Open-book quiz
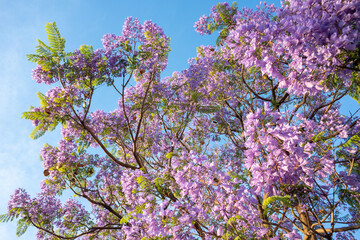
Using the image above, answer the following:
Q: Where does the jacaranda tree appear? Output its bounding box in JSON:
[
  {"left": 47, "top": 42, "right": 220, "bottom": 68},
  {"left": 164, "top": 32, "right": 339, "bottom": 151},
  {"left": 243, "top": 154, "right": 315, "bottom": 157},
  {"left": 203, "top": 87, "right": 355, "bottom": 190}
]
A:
[{"left": 2, "top": 0, "right": 360, "bottom": 239}]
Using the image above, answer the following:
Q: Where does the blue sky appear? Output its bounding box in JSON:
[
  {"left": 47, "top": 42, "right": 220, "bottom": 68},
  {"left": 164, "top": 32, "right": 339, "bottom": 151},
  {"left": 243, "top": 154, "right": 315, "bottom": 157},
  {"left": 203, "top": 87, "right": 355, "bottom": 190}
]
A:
[{"left": 1, "top": 0, "right": 357, "bottom": 239}]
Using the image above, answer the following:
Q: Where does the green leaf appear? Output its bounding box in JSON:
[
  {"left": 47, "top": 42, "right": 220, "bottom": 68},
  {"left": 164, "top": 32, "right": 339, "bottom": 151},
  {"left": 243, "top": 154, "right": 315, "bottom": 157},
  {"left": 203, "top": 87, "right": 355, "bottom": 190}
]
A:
[
  {"left": 16, "top": 218, "right": 30, "bottom": 237},
  {"left": 262, "top": 195, "right": 291, "bottom": 216},
  {"left": 0, "top": 212, "right": 19, "bottom": 223},
  {"left": 79, "top": 44, "right": 94, "bottom": 58},
  {"left": 197, "top": 105, "right": 221, "bottom": 113},
  {"left": 144, "top": 31, "right": 152, "bottom": 40},
  {"left": 45, "top": 22, "right": 65, "bottom": 55},
  {"left": 120, "top": 215, "right": 130, "bottom": 224},
  {"left": 27, "top": 54, "right": 43, "bottom": 63},
  {"left": 342, "top": 133, "right": 360, "bottom": 148},
  {"left": 348, "top": 72, "right": 360, "bottom": 105},
  {"left": 29, "top": 121, "right": 59, "bottom": 140},
  {"left": 26, "top": 22, "right": 65, "bottom": 66},
  {"left": 30, "top": 123, "right": 47, "bottom": 140},
  {"left": 165, "top": 152, "right": 177, "bottom": 159},
  {"left": 312, "top": 131, "right": 325, "bottom": 142},
  {"left": 37, "top": 92, "right": 48, "bottom": 107},
  {"left": 226, "top": 215, "right": 245, "bottom": 227},
  {"left": 36, "top": 39, "right": 52, "bottom": 56},
  {"left": 136, "top": 176, "right": 150, "bottom": 190}
]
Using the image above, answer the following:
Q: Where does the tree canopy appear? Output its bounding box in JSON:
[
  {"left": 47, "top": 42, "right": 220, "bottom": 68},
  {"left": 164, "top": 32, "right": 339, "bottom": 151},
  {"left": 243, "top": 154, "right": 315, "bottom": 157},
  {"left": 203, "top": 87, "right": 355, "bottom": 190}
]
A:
[{"left": 2, "top": 0, "right": 360, "bottom": 239}]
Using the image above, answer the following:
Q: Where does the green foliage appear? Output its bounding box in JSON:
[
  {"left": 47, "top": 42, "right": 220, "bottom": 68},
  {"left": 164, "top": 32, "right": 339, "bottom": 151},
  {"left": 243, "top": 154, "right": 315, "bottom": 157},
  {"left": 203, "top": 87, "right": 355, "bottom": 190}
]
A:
[
  {"left": 79, "top": 44, "right": 94, "bottom": 57},
  {"left": 140, "top": 236, "right": 168, "bottom": 240},
  {"left": 120, "top": 215, "right": 130, "bottom": 224},
  {"left": 262, "top": 195, "right": 291, "bottom": 216},
  {"left": 226, "top": 215, "right": 245, "bottom": 228},
  {"left": 339, "top": 188, "right": 360, "bottom": 223},
  {"left": 206, "top": 2, "right": 238, "bottom": 46},
  {"left": 312, "top": 131, "right": 326, "bottom": 143},
  {"left": 37, "top": 92, "right": 47, "bottom": 107},
  {"left": 197, "top": 105, "right": 221, "bottom": 113},
  {"left": 27, "top": 22, "right": 65, "bottom": 65},
  {"left": 165, "top": 152, "right": 177, "bottom": 159},
  {"left": 22, "top": 92, "right": 61, "bottom": 140},
  {"left": 220, "top": 224, "right": 249, "bottom": 240},
  {"left": 45, "top": 22, "right": 66, "bottom": 56},
  {"left": 342, "top": 133, "right": 360, "bottom": 148},
  {"left": 30, "top": 122, "right": 59, "bottom": 140},
  {"left": 120, "top": 204, "right": 147, "bottom": 225},
  {"left": 136, "top": 176, "right": 151, "bottom": 191},
  {"left": 77, "top": 140, "right": 90, "bottom": 154},
  {"left": 0, "top": 210, "right": 30, "bottom": 236},
  {"left": 348, "top": 71, "right": 360, "bottom": 105},
  {"left": 35, "top": 40, "right": 52, "bottom": 59},
  {"left": 16, "top": 217, "right": 30, "bottom": 237},
  {"left": 0, "top": 212, "right": 19, "bottom": 223},
  {"left": 153, "top": 173, "right": 172, "bottom": 198}
]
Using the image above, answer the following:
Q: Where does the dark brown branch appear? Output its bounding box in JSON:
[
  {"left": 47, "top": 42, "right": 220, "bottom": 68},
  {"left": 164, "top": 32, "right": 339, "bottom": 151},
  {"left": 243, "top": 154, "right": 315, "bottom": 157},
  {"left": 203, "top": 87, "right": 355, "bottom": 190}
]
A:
[
  {"left": 315, "top": 225, "right": 360, "bottom": 234},
  {"left": 240, "top": 67, "right": 272, "bottom": 102},
  {"left": 28, "top": 215, "right": 123, "bottom": 240},
  {"left": 81, "top": 123, "right": 138, "bottom": 170},
  {"left": 275, "top": 92, "right": 289, "bottom": 110},
  {"left": 308, "top": 87, "right": 350, "bottom": 120}
]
